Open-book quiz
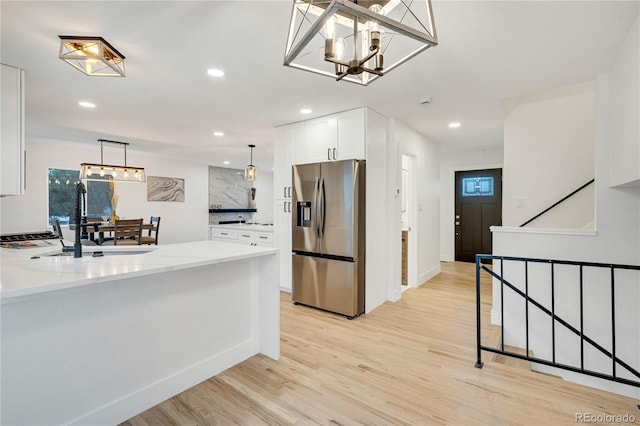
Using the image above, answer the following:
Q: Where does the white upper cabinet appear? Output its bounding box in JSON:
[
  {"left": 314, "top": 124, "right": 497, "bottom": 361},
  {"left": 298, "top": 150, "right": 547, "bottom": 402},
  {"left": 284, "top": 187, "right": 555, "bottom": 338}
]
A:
[
  {"left": 305, "top": 116, "right": 338, "bottom": 163},
  {"left": 273, "top": 125, "right": 293, "bottom": 199},
  {"left": 1, "top": 64, "right": 26, "bottom": 196},
  {"left": 336, "top": 108, "right": 366, "bottom": 161},
  {"left": 298, "top": 108, "right": 366, "bottom": 164},
  {"left": 291, "top": 122, "right": 307, "bottom": 168}
]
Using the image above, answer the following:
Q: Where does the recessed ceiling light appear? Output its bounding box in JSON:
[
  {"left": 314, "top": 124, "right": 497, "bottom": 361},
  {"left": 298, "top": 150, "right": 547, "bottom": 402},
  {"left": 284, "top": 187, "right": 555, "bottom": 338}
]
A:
[
  {"left": 78, "top": 101, "right": 96, "bottom": 108},
  {"left": 223, "top": 161, "right": 230, "bottom": 165},
  {"left": 213, "top": 131, "right": 224, "bottom": 137},
  {"left": 207, "top": 68, "right": 224, "bottom": 77},
  {"left": 300, "top": 108, "right": 312, "bottom": 114},
  {"left": 449, "top": 122, "right": 461, "bottom": 128}
]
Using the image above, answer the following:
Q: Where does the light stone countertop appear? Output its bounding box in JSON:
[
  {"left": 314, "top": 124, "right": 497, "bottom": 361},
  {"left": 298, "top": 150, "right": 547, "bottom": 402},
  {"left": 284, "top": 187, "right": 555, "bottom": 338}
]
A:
[{"left": 0, "top": 240, "right": 277, "bottom": 303}]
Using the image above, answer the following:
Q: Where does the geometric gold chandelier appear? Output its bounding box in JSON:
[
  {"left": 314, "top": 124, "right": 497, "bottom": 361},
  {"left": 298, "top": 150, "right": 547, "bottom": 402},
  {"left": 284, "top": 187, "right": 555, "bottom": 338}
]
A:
[
  {"left": 79, "top": 139, "right": 145, "bottom": 183},
  {"left": 58, "top": 36, "right": 125, "bottom": 77},
  {"left": 284, "top": 0, "right": 438, "bottom": 86}
]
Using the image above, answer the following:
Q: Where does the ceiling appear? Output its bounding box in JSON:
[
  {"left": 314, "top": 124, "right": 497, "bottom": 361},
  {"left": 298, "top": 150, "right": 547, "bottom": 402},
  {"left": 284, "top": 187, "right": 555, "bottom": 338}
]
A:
[{"left": 1, "top": 1, "right": 638, "bottom": 171}]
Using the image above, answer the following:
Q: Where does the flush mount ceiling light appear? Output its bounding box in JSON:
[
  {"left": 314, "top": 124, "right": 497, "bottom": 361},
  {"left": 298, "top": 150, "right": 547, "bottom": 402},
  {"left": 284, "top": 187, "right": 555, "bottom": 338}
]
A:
[
  {"left": 244, "top": 144, "right": 257, "bottom": 182},
  {"left": 58, "top": 36, "right": 125, "bottom": 77},
  {"left": 284, "top": 0, "right": 438, "bottom": 86},
  {"left": 79, "top": 139, "right": 146, "bottom": 183},
  {"left": 207, "top": 68, "right": 225, "bottom": 77}
]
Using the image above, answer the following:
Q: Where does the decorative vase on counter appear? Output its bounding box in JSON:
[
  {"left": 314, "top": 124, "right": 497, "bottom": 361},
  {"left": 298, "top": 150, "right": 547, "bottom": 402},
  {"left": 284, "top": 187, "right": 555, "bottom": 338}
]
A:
[
  {"left": 249, "top": 187, "right": 257, "bottom": 209},
  {"left": 110, "top": 210, "right": 119, "bottom": 224}
]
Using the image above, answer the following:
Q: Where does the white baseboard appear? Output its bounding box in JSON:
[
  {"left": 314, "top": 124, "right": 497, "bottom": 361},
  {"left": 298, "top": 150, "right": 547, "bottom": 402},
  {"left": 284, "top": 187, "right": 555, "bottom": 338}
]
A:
[
  {"left": 418, "top": 264, "right": 442, "bottom": 286},
  {"left": 279, "top": 285, "right": 292, "bottom": 293},
  {"left": 440, "top": 254, "right": 454, "bottom": 262},
  {"left": 70, "top": 340, "right": 257, "bottom": 426}
]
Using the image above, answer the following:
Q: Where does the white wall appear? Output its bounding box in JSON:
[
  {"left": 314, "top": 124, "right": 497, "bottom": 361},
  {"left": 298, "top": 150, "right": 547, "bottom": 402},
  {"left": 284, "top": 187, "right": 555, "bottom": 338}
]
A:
[
  {"left": 503, "top": 82, "right": 596, "bottom": 227},
  {"left": 364, "top": 108, "right": 391, "bottom": 312},
  {"left": 0, "top": 139, "right": 210, "bottom": 244},
  {"left": 491, "top": 21, "right": 640, "bottom": 397},
  {"left": 439, "top": 147, "right": 503, "bottom": 261},
  {"left": 393, "top": 119, "right": 441, "bottom": 289},
  {"left": 609, "top": 15, "right": 640, "bottom": 187}
]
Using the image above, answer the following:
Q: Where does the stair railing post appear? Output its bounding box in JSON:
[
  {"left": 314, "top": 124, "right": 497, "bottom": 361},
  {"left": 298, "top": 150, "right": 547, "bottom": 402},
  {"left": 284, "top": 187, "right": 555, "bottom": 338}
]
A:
[{"left": 475, "top": 254, "right": 484, "bottom": 368}]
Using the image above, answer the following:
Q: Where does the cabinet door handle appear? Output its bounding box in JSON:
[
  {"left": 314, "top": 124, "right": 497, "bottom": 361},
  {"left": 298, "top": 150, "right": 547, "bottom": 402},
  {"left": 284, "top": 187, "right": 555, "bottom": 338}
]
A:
[
  {"left": 220, "top": 232, "right": 227, "bottom": 235},
  {"left": 288, "top": 201, "right": 292, "bottom": 213},
  {"left": 328, "top": 148, "right": 331, "bottom": 161},
  {"left": 333, "top": 147, "right": 337, "bottom": 160},
  {"left": 259, "top": 236, "right": 268, "bottom": 239},
  {"left": 283, "top": 186, "right": 287, "bottom": 198},
  {"left": 288, "top": 186, "right": 291, "bottom": 198},
  {"left": 241, "top": 234, "right": 250, "bottom": 237},
  {"left": 283, "top": 202, "right": 287, "bottom": 213}
]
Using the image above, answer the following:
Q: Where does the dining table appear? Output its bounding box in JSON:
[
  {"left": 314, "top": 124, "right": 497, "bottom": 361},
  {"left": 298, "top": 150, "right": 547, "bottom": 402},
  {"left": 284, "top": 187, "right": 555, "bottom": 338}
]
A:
[{"left": 69, "top": 222, "right": 154, "bottom": 245}]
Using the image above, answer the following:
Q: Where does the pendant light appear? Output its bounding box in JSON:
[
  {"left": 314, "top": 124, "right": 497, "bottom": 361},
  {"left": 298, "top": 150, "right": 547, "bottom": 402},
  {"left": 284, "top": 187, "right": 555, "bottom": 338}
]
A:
[
  {"left": 79, "top": 139, "right": 146, "bottom": 183},
  {"left": 244, "top": 144, "right": 257, "bottom": 182},
  {"left": 284, "top": 0, "right": 438, "bottom": 86}
]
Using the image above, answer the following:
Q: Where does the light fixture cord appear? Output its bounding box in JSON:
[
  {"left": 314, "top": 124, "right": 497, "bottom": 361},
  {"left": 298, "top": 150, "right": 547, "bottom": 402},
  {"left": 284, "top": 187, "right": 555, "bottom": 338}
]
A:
[
  {"left": 250, "top": 146, "right": 253, "bottom": 165},
  {"left": 100, "top": 140, "right": 104, "bottom": 165},
  {"left": 353, "top": 15, "right": 358, "bottom": 60}
]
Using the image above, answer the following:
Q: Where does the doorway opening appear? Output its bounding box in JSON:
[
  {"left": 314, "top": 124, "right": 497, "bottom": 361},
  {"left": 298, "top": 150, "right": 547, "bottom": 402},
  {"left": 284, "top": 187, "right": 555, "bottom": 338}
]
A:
[{"left": 454, "top": 168, "right": 502, "bottom": 263}]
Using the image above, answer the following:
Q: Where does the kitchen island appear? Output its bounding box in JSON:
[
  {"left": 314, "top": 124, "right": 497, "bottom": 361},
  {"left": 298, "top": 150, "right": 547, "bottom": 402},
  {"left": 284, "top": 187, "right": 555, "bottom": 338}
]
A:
[{"left": 0, "top": 240, "right": 279, "bottom": 425}]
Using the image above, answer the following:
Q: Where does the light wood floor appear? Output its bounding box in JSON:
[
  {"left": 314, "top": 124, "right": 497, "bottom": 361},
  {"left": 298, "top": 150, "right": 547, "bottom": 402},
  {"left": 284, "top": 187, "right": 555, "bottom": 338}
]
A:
[{"left": 122, "top": 262, "right": 639, "bottom": 425}]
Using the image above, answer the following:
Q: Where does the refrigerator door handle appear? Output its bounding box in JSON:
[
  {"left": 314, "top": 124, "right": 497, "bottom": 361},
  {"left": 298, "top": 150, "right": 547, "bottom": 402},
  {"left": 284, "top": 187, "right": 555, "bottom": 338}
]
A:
[
  {"left": 314, "top": 177, "right": 320, "bottom": 238},
  {"left": 319, "top": 176, "right": 326, "bottom": 240}
]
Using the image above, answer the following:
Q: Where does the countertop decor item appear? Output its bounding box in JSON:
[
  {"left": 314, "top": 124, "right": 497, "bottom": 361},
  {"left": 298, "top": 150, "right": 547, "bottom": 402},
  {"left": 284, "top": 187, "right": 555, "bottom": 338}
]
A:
[
  {"left": 79, "top": 139, "right": 146, "bottom": 183},
  {"left": 109, "top": 181, "right": 119, "bottom": 224},
  {"left": 249, "top": 187, "right": 257, "bottom": 208},
  {"left": 58, "top": 36, "right": 125, "bottom": 77},
  {"left": 284, "top": 0, "right": 438, "bottom": 86}
]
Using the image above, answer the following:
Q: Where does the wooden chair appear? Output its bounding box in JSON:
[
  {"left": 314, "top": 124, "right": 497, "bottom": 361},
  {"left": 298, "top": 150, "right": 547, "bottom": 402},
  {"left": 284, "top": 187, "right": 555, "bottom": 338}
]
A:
[
  {"left": 100, "top": 218, "right": 143, "bottom": 245},
  {"left": 141, "top": 216, "right": 161, "bottom": 245},
  {"left": 85, "top": 217, "right": 102, "bottom": 244}
]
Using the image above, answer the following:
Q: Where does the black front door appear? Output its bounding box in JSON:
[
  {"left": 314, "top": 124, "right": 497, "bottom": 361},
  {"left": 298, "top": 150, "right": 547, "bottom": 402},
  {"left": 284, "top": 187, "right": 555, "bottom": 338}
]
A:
[{"left": 455, "top": 169, "right": 502, "bottom": 263}]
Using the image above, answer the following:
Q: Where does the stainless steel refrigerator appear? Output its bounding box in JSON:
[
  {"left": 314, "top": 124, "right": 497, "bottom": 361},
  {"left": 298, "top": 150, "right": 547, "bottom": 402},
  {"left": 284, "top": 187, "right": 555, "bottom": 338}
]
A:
[{"left": 292, "top": 159, "right": 365, "bottom": 318}]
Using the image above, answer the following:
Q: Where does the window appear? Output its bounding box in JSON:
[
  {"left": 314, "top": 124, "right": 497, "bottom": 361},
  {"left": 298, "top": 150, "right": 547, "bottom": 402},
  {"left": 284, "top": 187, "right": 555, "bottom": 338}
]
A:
[
  {"left": 48, "top": 168, "right": 112, "bottom": 225},
  {"left": 462, "top": 176, "right": 494, "bottom": 197}
]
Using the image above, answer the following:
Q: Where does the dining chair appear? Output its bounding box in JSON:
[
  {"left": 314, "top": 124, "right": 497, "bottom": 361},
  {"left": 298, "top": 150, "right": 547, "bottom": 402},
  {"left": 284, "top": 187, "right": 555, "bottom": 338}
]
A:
[
  {"left": 141, "top": 216, "right": 161, "bottom": 245},
  {"left": 100, "top": 218, "right": 143, "bottom": 245},
  {"left": 85, "top": 217, "right": 102, "bottom": 244},
  {"left": 52, "top": 218, "right": 99, "bottom": 246}
]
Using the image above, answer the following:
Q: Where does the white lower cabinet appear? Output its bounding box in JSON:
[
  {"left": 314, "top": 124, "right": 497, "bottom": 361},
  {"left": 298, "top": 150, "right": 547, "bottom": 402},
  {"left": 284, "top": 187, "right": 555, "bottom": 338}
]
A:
[
  {"left": 209, "top": 226, "right": 274, "bottom": 248},
  {"left": 274, "top": 199, "right": 292, "bottom": 292}
]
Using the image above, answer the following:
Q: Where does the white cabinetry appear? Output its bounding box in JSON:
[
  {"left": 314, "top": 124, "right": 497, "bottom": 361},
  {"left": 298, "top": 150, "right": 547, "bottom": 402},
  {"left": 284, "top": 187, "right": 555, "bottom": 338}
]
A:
[
  {"left": 300, "top": 108, "right": 365, "bottom": 163},
  {"left": 209, "top": 226, "right": 274, "bottom": 247},
  {"left": 1, "top": 64, "right": 26, "bottom": 196},
  {"left": 273, "top": 123, "right": 295, "bottom": 292},
  {"left": 273, "top": 107, "right": 372, "bottom": 293}
]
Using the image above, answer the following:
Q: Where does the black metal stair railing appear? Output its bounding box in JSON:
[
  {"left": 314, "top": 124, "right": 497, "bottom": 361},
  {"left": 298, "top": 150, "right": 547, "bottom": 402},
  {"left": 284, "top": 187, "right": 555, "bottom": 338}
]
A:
[
  {"left": 520, "top": 179, "right": 594, "bottom": 227},
  {"left": 475, "top": 254, "right": 640, "bottom": 388}
]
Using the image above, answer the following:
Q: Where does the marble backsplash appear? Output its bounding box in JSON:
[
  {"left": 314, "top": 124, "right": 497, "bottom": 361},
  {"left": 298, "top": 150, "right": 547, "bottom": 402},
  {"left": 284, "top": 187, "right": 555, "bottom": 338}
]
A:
[{"left": 209, "top": 166, "right": 254, "bottom": 224}]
